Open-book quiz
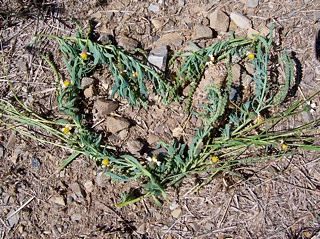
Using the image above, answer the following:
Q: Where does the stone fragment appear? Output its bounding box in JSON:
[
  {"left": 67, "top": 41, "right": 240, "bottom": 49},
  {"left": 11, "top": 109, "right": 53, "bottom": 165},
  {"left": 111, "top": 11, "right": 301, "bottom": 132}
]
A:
[
  {"left": 171, "top": 208, "right": 182, "bottom": 218},
  {"left": 117, "top": 36, "right": 139, "bottom": 51},
  {"left": 69, "top": 182, "right": 86, "bottom": 199},
  {"left": 84, "top": 85, "right": 94, "bottom": 98},
  {"left": 105, "top": 116, "right": 130, "bottom": 134},
  {"left": 209, "top": 9, "right": 229, "bottom": 33},
  {"left": 155, "top": 33, "right": 184, "bottom": 47},
  {"left": 94, "top": 99, "right": 119, "bottom": 116},
  {"left": 148, "top": 46, "right": 168, "bottom": 70},
  {"left": 230, "top": 12, "right": 252, "bottom": 29},
  {"left": 247, "top": 0, "right": 259, "bottom": 8},
  {"left": 192, "top": 25, "right": 213, "bottom": 40},
  {"left": 83, "top": 180, "right": 94, "bottom": 193},
  {"left": 148, "top": 4, "right": 160, "bottom": 13},
  {"left": 126, "top": 140, "right": 144, "bottom": 154},
  {"left": 81, "top": 77, "right": 94, "bottom": 89},
  {"left": 50, "top": 196, "right": 66, "bottom": 206}
]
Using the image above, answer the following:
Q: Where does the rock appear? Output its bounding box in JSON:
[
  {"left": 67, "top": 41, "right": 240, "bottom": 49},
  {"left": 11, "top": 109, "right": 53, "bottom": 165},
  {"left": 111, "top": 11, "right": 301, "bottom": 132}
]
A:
[
  {"left": 96, "top": 172, "right": 107, "bottom": 187},
  {"left": 50, "top": 196, "right": 66, "bottom": 206},
  {"left": 247, "top": 0, "right": 259, "bottom": 8},
  {"left": 183, "top": 42, "right": 201, "bottom": 53},
  {"left": 94, "top": 99, "right": 119, "bottom": 116},
  {"left": 31, "top": 157, "right": 41, "bottom": 168},
  {"left": 247, "top": 28, "right": 259, "bottom": 39},
  {"left": 69, "top": 182, "right": 86, "bottom": 199},
  {"left": 81, "top": 77, "right": 94, "bottom": 89},
  {"left": 84, "top": 85, "right": 94, "bottom": 98},
  {"left": 70, "top": 213, "right": 82, "bottom": 222},
  {"left": 0, "top": 144, "right": 4, "bottom": 159},
  {"left": 230, "top": 12, "right": 252, "bottom": 29},
  {"left": 155, "top": 33, "right": 184, "bottom": 47},
  {"left": 171, "top": 208, "right": 182, "bottom": 218},
  {"left": 83, "top": 180, "right": 94, "bottom": 193},
  {"left": 209, "top": 9, "right": 229, "bottom": 33},
  {"left": 118, "top": 129, "right": 129, "bottom": 140},
  {"left": 148, "top": 4, "right": 160, "bottom": 13},
  {"left": 7, "top": 210, "right": 19, "bottom": 228},
  {"left": 147, "top": 134, "right": 160, "bottom": 145},
  {"left": 245, "top": 62, "right": 254, "bottom": 75},
  {"left": 148, "top": 46, "right": 168, "bottom": 70},
  {"left": 178, "top": 0, "right": 185, "bottom": 6},
  {"left": 105, "top": 116, "right": 130, "bottom": 134},
  {"left": 126, "top": 140, "right": 144, "bottom": 154},
  {"left": 117, "top": 36, "right": 139, "bottom": 51},
  {"left": 151, "top": 18, "right": 163, "bottom": 30},
  {"left": 232, "top": 64, "right": 241, "bottom": 83},
  {"left": 192, "top": 25, "right": 213, "bottom": 40}
]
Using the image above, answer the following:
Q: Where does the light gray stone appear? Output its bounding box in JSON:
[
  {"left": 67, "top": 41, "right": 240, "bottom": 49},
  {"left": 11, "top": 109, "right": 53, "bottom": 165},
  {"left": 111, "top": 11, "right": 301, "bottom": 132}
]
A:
[
  {"left": 148, "top": 4, "right": 160, "bottom": 13},
  {"left": 209, "top": 9, "right": 229, "bottom": 32},
  {"left": 230, "top": 12, "right": 252, "bottom": 29},
  {"left": 81, "top": 77, "right": 94, "bottom": 89},
  {"left": 247, "top": 0, "right": 259, "bottom": 8},
  {"left": 148, "top": 46, "right": 168, "bottom": 70},
  {"left": 192, "top": 25, "right": 213, "bottom": 40}
]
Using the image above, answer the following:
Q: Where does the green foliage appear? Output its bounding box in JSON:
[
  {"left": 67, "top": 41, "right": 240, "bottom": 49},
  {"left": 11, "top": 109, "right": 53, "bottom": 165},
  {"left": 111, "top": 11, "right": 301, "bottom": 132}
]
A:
[{"left": 2, "top": 27, "right": 320, "bottom": 207}]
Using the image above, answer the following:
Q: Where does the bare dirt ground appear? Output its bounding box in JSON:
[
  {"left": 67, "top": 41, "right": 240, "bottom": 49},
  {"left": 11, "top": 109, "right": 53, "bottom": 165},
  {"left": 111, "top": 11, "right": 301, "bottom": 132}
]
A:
[{"left": 1, "top": 0, "right": 320, "bottom": 238}]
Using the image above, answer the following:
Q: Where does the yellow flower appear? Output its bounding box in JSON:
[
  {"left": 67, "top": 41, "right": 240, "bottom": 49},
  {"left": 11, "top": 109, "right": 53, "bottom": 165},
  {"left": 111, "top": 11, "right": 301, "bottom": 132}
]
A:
[
  {"left": 62, "top": 80, "right": 71, "bottom": 88},
  {"left": 254, "top": 114, "right": 264, "bottom": 125},
  {"left": 80, "top": 50, "right": 88, "bottom": 60},
  {"left": 247, "top": 52, "right": 255, "bottom": 60},
  {"left": 281, "top": 143, "right": 289, "bottom": 152},
  {"left": 61, "top": 124, "right": 72, "bottom": 135},
  {"left": 102, "top": 158, "right": 110, "bottom": 167},
  {"left": 132, "top": 71, "right": 139, "bottom": 78},
  {"left": 211, "top": 155, "right": 219, "bottom": 163}
]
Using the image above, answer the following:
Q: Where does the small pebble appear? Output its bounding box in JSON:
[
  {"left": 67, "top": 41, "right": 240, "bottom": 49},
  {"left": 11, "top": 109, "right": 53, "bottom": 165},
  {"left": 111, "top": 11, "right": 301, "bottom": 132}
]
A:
[{"left": 247, "top": 0, "right": 259, "bottom": 8}]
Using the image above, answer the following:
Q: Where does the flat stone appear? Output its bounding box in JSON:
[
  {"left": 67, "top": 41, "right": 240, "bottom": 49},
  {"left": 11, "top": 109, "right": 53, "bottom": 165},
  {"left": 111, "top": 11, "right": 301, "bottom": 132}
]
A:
[
  {"left": 50, "top": 196, "right": 66, "bottom": 206},
  {"left": 148, "top": 4, "right": 160, "bottom": 13},
  {"left": 192, "top": 25, "right": 213, "bottom": 40},
  {"left": 83, "top": 180, "right": 94, "bottom": 193},
  {"left": 69, "top": 182, "right": 86, "bottom": 199},
  {"left": 151, "top": 18, "right": 163, "bottom": 30},
  {"left": 155, "top": 33, "right": 184, "bottom": 47},
  {"left": 81, "top": 77, "right": 94, "bottom": 89},
  {"left": 84, "top": 85, "right": 94, "bottom": 98},
  {"left": 105, "top": 116, "right": 130, "bottom": 134},
  {"left": 247, "top": 0, "right": 259, "bottom": 8},
  {"left": 230, "top": 12, "right": 252, "bottom": 29},
  {"left": 171, "top": 208, "right": 182, "bottom": 218},
  {"left": 148, "top": 46, "right": 168, "bottom": 70},
  {"left": 94, "top": 99, "right": 119, "bottom": 116},
  {"left": 147, "top": 134, "right": 160, "bottom": 145},
  {"left": 209, "top": 9, "right": 229, "bottom": 33},
  {"left": 117, "top": 36, "right": 139, "bottom": 51},
  {"left": 126, "top": 140, "right": 144, "bottom": 154},
  {"left": 118, "top": 129, "right": 129, "bottom": 140}
]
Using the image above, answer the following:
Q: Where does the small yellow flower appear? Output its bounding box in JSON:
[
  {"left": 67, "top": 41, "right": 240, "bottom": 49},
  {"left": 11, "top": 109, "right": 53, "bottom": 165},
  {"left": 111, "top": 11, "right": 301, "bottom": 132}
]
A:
[
  {"left": 211, "top": 155, "right": 219, "bottom": 163},
  {"left": 62, "top": 80, "right": 71, "bottom": 88},
  {"left": 281, "top": 143, "right": 289, "bottom": 152},
  {"left": 132, "top": 71, "right": 139, "bottom": 78},
  {"left": 101, "top": 158, "right": 110, "bottom": 167},
  {"left": 61, "top": 124, "right": 72, "bottom": 135},
  {"left": 247, "top": 52, "right": 255, "bottom": 60},
  {"left": 80, "top": 50, "right": 88, "bottom": 60},
  {"left": 254, "top": 114, "right": 264, "bottom": 125}
]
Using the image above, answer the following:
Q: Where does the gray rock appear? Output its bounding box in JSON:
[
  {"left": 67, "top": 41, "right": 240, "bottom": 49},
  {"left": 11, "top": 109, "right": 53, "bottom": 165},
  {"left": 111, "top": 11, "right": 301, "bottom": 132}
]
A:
[
  {"left": 105, "top": 116, "right": 130, "bottom": 134},
  {"left": 155, "top": 33, "right": 184, "bottom": 48},
  {"left": 148, "top": 46, "right": 168, "bottom": 70},
  {"left": 230, "top": 12, "right": 252, "bottom": 29},
  {"left": 94, "top": 99, "right": 119, "bottom": 116},
  {"left": 148, "top": 4, "right": 160, "bottom": 13},
  {"left": 81, "top": 77, "right": 94, "bottom": 89},
  {"left": 117, "top": 36, "right": 139, "bottom": 51},
  {"left": 209, "top": 9, "right": 229, "bottom": 33},
  {"left": 126, "top": 140, "right": 144, "bottom": 155},
  {"left": 247, "top": 0, "right": 259, "bottom": 8},
  {"left": 31, "top": 157, "right": 41, "bottom": 168},
  {"left": 192, "top": 25, "right": 213, "bottom": 40},
  {"left": 7, "top": 210, "right": 19, "bottom": 228}
]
